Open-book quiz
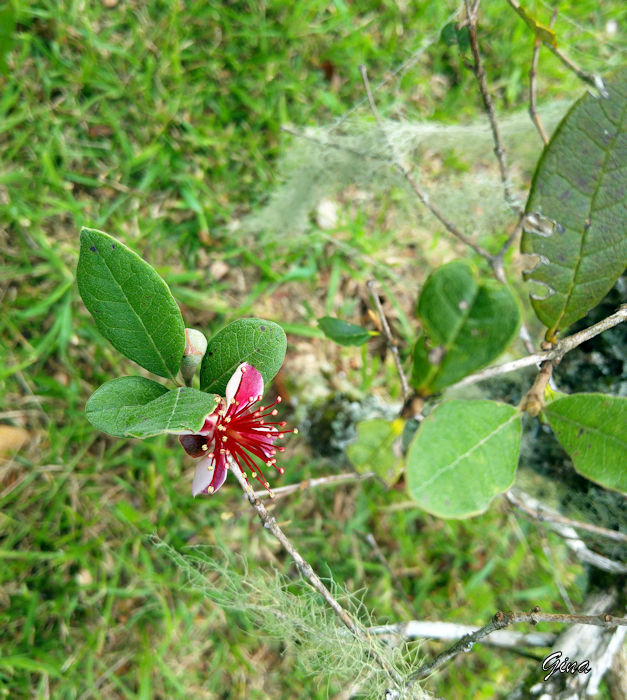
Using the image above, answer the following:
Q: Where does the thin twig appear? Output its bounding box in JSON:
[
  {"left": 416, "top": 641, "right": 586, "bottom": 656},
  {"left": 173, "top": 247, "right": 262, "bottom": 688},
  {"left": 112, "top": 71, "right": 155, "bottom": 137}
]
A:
[
  {"left": 449, "top": 305, "right": 627, "bottom": 390},
  {"left": 230, "top": 458, "right": 405, "bottom": 692},
  {"left": 529, "top": 44, "right": 548, "bottom": 145},
  {"left": 465, "top": 0, "right": 521, "bottom": 214},
  {"left": 506, "top": 0, "right": 602, "bottom": 89},
  {"left": 252, "top": 470, "right": 376, "bottom": 500},
  {"left": 493, "top": 211, "right": 525, "bottom": 282},
  {"left": 529, "top": 9, "right": 557, "bottom": 145},
  {"left": 506, "top": 489, "right": 627, "bottom": 575},
  {"left": 506, "top": 489, "right": 627, "bottom": 545},
  {"left": 359, "top": 64, "right": 494, "bottom": 263},
  {"left": 367, "top": 280, "right": 410, "bottom": 401},
  {"left": 520, "top": 359, "right": 553, "bottom": 416},
  {"left": 369, "top": 620, "right": 556, "bottom": 650},
  {"left": 408, "top": 609, "right": 627, "bottom": 683}
]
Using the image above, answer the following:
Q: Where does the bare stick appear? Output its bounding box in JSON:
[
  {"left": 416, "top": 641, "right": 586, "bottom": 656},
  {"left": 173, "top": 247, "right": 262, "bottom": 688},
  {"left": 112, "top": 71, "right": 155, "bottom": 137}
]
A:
[
  {"left": 367, "top": 279, "right": 410, "bottom": 401},
  {"left": 252, "top": 470, "right": 376, "bottom": 500},
  {"left": 506, "top": 489, "right": 627, "bottom": 575},
  {"left": 520, "top": 359, "right": 553, "bottom": 416},
  {"left": 529, "top": 39, "right": 549, "bottom": 145},
  {"left": 449, "top": 305, "right": 627, "bottom": 390},
  {"left": 408, "top": 609, "right": 627, "bottom": 683},
  {"left": 465, "top": 1, "right": 520, "bottom": 214},
  {"left": 529, "top": 9, "right": 557, "bottom": 145},
  {"left": 547, "top": 42, "right": 603, "bottom": 90},
  {"left": 506, "top": 0, "right": 601, "bottom": 88},
  {"left": 230, "top": 458, "right": 405, "bottom": 691},
  {"left": 369, "top": 620, "right": 556, "bottom": 650},
  {"left": 493, "top": 211, "right": 525, "bottom": 282},
  {"left": 359, "top": 65, "right": 493, "bottom": 263},
  {"left": 506, "top": 489, "right": 627, "bottom": 545}
]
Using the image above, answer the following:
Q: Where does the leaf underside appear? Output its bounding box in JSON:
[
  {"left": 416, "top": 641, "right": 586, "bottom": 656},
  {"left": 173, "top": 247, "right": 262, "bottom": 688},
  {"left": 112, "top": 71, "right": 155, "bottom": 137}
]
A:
[
  {"left": 521, "top": 67, "right": 627, "bottom": 335},
  {"left": 406, "top": 400, "right": 521, "bottom": 518},
  {"left": 77, "top": 228, "right": 185, "bottom": 380},
  {"left": 543, "top": 393, "right": 627, "bottom": 493}
]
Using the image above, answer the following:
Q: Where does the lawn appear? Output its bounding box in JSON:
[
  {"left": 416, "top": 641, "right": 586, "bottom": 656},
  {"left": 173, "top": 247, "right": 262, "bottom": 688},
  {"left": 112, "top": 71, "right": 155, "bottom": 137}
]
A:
[{"left": 1, "top": 1, "right": 624, "bottom": 698}]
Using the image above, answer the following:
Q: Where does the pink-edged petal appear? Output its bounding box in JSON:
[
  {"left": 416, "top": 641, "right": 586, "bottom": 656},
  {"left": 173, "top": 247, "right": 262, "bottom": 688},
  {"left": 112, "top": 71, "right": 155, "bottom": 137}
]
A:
[
  {"left": 209, "top": 452, "right": 228, "bottom": 493},
  {"left": 225, "top": 364, "right": 244, "bottom": 405},
  {"left": 225, "top": 363, "right": 264, "bottom": 407},
  {"left": 192, "top": 456, "right": 216, "bottom": 496}
]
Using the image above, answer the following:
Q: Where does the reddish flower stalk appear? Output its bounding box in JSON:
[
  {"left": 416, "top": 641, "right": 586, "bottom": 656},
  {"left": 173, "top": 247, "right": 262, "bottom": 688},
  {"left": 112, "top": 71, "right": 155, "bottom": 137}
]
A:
[{"left": 179, "top": 363, "right": 296, "bottom": 496}]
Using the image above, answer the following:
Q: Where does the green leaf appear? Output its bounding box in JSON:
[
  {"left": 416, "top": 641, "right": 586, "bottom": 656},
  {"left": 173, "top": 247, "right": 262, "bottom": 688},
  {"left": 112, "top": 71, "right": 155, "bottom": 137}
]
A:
[
  {"left": 543, "top": 393, "right": 627, "bottom": 493},
  {"left": 124, "top": 388, "right": 219, "bottom": 438},
  {"left": 406, "top": 400, "right": 521, "bottom": 518},
  {"left": 86, "top": 376, "right": 169, "bottom": 437},
  {"left": 521, "top": 67, "right": 627, "bottom": 336},
  {"left": 200, "top": 318, "right": 287, "bottom": 395},
  {"left": 411, "top": 261, "right": 520, "bottom": 394},
  {"left": 346, "top": 418, "right": 405, "bottom": 485},
  {"left": 318, "top": 316, "right": 372, "bottom": 346},
  {"left": 77, "top": 228, "right": 185, "bottom": 380},
  {"left": 87, "top": 378, "right": 219, "bottom": 439},
  {"left": 440, "top": 21, "right": 458, "bottom": 46}
]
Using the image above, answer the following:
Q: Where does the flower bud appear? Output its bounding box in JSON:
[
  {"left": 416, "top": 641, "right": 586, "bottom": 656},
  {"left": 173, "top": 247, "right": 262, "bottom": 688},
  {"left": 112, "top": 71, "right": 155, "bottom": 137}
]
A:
[{"left": 180, "top": 328, "right": 207, "bottom": 384}]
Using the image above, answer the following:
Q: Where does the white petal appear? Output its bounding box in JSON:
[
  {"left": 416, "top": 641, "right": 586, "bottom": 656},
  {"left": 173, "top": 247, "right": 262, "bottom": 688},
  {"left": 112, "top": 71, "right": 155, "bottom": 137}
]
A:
[
  {"left": 192, "top": 456, "right": 215, "bottom": 497},
  {"left": 225, "top": 364, "right": 245, "bottom": 405}
]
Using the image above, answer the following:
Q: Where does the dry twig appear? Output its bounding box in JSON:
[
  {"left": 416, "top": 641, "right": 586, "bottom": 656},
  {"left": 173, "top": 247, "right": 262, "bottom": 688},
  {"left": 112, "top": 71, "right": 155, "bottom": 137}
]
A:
[
  {"left": 528, "top": 10, "right": 558, "bottom": 145},
  {"left": 464, "top": 0, "right": 520, "bottom": 214},
  {"left": 407, "top": 609, "right": 627, "bottom": 683},
  {"left": 367, "top": 280, "right": 410, "bottom": 401},
  {"left": 506, "top": 0, "right": 603, "bottom": 89},
  {"left": 506, "top": 489, "right": 627, "bottom": 545},
  {"left": 449, "top": 305, "right": 627, "bottom": 390},
  {"left": 369, "top": 619, "right": 556, "bottom": 650},
  {"left": 230, "top": 458, "right": 405, "bottom": 693},
  {"left": 252, "top": 470, "right": 375, "bottom": 500},
  {"left": 506, "top": 489, "right": 627, "bottom": 575}
]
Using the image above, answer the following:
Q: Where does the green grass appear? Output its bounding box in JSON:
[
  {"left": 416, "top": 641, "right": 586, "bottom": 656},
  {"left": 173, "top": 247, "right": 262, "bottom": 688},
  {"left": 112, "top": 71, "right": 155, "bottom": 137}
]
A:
[{"left": 1, "top": 0, "right": 623, "bottom": 697}]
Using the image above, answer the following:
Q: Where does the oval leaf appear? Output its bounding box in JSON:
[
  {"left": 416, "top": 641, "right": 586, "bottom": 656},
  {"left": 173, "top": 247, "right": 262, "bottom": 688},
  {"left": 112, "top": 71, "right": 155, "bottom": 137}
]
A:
[
  {"left": 406, "top": 400, "right": 521, "bottom": 518},
  {"left": 346, "top": 418, "right": 405, "bottom": 485},
  {"left": 122, "top": 387, "right": 220, "bottom": 438},
  {"left": 77, "top": 228, "right": 185, "bottom": 380},
  {"left": 521, "top": 67, "right": 627, "bottom": 335},
  {"left": 412, "top": 261, "right": 520, "bottom": 394},
  {"left": 86, "top": 376, "right": 169, "bottom": 437},
  {"left": 543, "top": 393, "right": 627, "bottom": 493},
  {"left": 200, "top": 318, "right": 287, "bottom": 395},
  {"left": 87, "top": 379, "right": 220, "bottom": 439},
  {"left": 318, "top": 316, "right": 372, "bottom": 346}
]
